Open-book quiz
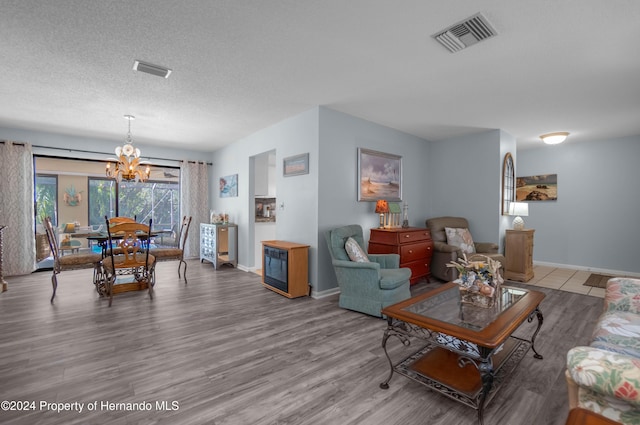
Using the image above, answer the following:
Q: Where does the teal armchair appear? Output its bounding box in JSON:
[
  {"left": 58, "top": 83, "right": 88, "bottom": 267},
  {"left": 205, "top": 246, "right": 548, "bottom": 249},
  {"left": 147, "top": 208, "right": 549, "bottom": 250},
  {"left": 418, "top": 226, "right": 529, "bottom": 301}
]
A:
[{"left": 325, "top": 224, "right": 412, "bottom": 317}]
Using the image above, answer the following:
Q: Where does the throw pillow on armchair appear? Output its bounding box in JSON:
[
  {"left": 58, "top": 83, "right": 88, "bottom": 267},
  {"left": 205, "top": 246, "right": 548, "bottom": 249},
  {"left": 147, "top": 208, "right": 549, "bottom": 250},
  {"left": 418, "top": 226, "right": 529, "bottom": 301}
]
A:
[
  {"left": 345, "top": 237, "right": 370, "bottom": 263},
  {"left": 444, "top": 227, "right": 476, "bottom": 255},
  {"left": 426, "top": 216, "right": 505, "bottom": 282}
]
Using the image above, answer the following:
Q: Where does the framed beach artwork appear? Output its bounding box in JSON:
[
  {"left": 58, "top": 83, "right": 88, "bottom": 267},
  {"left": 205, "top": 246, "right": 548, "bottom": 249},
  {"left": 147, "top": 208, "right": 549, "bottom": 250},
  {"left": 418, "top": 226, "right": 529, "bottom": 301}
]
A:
[
  {"left": 219, "top": 174, "right": 238, "bottom": 198},
  {"left": 357, "top": 148, "right": 402, "bottom": 202},
  {"left": 516, "top": 174, "right": 557, "bottom": 201},
  {"left": 283, "top": 153, "right": 309, "bottom": 177}
]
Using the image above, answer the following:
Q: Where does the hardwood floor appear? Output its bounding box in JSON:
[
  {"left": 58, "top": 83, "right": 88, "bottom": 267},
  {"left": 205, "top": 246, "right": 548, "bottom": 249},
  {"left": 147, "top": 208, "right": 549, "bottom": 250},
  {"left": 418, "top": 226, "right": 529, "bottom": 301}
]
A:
[{"left": 0, "top": 261, "right": 604, "bottom": 425}]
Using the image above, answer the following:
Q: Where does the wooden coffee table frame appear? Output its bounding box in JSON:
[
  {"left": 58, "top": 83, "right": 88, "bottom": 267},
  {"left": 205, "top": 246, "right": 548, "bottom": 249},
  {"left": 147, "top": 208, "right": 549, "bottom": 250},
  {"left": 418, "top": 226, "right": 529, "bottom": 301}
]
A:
[{"left": 379, "top": 282, "right": 545, "bottom": 425}]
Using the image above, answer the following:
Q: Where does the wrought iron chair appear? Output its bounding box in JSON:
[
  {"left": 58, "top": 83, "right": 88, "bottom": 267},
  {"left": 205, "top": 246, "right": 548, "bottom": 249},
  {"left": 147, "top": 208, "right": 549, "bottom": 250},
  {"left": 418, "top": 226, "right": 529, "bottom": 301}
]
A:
[
  {"left": 150, "top": 216, "right": 192, "bottom": 282},
  {"left": 42, "top": 216, "right": 103, "bottom": 303},
  {"left": 102, "top": 218, "right": 156, "bottom": 306}
]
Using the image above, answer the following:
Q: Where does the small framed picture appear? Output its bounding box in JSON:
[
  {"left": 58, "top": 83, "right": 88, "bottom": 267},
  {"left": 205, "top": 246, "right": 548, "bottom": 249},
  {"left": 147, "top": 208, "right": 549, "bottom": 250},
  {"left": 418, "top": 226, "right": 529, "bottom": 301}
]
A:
[
  {"left": 283, "top": 153, "right": 309, "bottom": 177},
  {"left": 219, "top": 174, "right": 238, "bottom": 197}
]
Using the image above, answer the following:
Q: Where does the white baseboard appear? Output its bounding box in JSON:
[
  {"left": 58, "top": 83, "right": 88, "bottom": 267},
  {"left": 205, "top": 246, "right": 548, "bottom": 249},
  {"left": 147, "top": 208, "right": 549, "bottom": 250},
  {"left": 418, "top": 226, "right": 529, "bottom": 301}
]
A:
[
  {"left": 237, "top": 264, "right": 250, "bottom": 273},
  {"left": 311, "top": 287, "right": 340, "bottom": 299},
  {"left": 534, "top": 261, "right": 640, "bottom": 278},
  {"left": 237, "top": 264, "right": 339, "bottom": 299}
]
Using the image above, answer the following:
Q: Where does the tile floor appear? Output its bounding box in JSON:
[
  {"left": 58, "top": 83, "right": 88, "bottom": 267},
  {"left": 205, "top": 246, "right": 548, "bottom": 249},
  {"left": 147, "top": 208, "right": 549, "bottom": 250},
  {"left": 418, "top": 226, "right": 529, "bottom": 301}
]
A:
[{"left": 516, "top": 265, "right": 609, "bottom": 298}]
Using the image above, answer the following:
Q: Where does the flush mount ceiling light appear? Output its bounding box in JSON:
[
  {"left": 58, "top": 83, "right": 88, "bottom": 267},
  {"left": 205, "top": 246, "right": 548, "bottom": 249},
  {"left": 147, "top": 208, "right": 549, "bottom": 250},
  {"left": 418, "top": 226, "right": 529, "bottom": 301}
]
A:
[
  {"left": 133, "top": 60, "right": 172, "bottom": 78},
  {"left": 540, "top": 132, "right": 570, "bottom": 145}
]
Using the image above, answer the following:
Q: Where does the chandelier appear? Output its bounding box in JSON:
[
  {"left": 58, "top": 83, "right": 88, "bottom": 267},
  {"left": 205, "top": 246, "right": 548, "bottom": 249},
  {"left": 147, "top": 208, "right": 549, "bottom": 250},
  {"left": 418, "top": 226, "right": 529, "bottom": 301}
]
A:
[{"left": 105, "top": 115, "right": 151, "bottom": 182}]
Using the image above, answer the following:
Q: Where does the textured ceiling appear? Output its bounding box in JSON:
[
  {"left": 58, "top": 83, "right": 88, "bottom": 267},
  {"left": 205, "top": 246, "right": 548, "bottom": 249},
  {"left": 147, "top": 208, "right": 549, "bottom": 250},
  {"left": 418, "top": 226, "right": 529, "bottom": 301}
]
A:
[{"left": 1, "top": 0, "right": 639, "bottom": 152}]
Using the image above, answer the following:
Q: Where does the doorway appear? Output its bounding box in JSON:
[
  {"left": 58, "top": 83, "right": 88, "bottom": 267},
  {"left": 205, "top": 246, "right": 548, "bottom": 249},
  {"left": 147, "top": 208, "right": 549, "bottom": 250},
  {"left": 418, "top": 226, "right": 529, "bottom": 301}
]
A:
[{"left": 250, "top": 150, "right": 276, "bottom": 274}]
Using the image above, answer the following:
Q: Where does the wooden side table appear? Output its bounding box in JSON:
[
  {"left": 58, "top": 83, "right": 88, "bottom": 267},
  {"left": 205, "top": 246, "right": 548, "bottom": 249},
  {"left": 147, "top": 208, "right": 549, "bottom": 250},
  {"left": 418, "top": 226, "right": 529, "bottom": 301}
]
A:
[
  {"left": 565, "top": 408, "right": 620, "bottom": 425},
  {"left": 505, "top": 229, "right": 534, "bottom": 282},
  {"left": 368, "top": 227, "right": 433, "bottom": 284}
]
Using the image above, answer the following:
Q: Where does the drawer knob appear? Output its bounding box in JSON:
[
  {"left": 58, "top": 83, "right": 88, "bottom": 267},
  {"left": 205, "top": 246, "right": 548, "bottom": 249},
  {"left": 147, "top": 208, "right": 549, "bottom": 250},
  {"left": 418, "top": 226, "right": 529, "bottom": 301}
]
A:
[
  {"left": 409, "top": 250, "right": 413, "bottom": 254},
  {"left": 404, "top": 235, "right": 410, "bottom": 238}
]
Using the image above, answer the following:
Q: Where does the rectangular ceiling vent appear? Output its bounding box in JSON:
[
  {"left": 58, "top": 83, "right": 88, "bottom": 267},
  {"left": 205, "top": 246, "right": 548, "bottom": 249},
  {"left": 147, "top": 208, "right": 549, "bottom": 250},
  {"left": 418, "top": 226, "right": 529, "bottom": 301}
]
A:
[
  {"left": 133, "top": 60, "right": 172, "bottom": 78},
  {"left": 432, "top": 13, "right": 497, "bottom": 53}
]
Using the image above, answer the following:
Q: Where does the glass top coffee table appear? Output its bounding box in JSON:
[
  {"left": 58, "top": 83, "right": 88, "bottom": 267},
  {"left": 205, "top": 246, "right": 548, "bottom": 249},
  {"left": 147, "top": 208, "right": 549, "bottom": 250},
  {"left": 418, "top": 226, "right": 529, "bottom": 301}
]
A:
[{"left": 379, "top": 282, "right": 545, "bottom": 425}]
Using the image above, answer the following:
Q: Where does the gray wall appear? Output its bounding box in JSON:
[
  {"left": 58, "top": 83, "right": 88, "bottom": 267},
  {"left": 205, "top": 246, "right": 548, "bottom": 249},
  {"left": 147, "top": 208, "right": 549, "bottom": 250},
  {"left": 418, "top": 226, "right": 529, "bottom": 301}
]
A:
[
  {"left": 209, "top": 107, "right": 320, "bottom": 280},
  {"left": 317, "top": 107, "right": 431, "bottom": 294},
  {"left": 426, "top": 129, "right": 515, "bottom": 251},
  {"left": 210, "top": 107, "right": 433, "bottom": 295},
  {"left": 517, "top": 135, "right": 640, "bottom": 274},
  {"left": 5, "top": 117, "right": 639, "bottom": 288}
]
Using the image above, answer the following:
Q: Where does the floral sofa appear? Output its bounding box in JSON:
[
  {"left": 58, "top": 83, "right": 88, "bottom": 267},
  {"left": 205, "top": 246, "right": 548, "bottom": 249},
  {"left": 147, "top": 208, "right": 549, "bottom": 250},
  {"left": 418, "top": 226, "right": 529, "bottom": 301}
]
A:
[{"left": 566, "top": 277, "right": 640, "bottom": 424}]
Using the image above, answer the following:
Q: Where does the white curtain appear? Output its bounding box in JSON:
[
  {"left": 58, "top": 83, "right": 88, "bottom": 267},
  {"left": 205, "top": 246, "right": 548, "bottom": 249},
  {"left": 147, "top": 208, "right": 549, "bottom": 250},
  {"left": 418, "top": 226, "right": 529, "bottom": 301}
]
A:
[
  {"left": 180, "top": 161, "right": 209, "bottom": 259},
  {"left": 0, "top": 141, "right": 35, "bottom": 276}
]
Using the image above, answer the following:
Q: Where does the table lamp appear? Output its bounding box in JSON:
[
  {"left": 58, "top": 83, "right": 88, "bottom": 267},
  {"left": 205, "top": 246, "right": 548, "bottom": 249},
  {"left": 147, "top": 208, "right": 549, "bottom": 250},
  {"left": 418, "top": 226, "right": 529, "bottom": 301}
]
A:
[
  {"left": 374, "top": 199, "right": 389, "bottom": 228},
  {"left": 508, "top": 202, "right": 529, "bottom": 230}
]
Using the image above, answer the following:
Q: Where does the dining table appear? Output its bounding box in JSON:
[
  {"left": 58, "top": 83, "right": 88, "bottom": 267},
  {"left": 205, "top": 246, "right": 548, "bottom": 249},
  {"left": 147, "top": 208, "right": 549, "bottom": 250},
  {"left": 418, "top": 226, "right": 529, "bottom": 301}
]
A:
[{"left": 73, "top": 231, "right": 160, "bottom": 257}]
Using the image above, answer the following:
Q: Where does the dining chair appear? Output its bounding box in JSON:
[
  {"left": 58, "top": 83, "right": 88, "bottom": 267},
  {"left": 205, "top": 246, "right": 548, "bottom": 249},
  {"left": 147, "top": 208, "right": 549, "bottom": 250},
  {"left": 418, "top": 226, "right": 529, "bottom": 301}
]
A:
[
  {"left": 102, "top": 218, "right": 156, "bottom": 307},
  {"left": 107, "top": 216, "right": 136, "bottom": 225},
  {"left": 150, "top": 216, "right": 192, "bottom": 283},
  {"left": 104, "top": 216, "right": 138, "bottom": 254},
  {"left": 43, "top": 216, "right": 103, "bottom": 303}
]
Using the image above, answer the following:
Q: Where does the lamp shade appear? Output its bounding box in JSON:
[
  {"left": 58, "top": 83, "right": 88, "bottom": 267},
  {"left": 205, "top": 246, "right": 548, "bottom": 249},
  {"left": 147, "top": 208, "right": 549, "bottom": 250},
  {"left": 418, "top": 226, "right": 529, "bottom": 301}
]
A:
[
  {"left": 63, "top": 223, "right": 76, "bottom": 233},
  {"left": 375, "top": 199, "right": 389, "bottom": 214},
  {"left": 508, "top": 202, "right": 529, "bottom": 217}
]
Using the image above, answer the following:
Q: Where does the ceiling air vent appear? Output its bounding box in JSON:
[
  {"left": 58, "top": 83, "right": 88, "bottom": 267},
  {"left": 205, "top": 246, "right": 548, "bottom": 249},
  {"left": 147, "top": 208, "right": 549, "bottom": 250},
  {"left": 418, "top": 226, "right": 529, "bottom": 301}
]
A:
[
  {"left": 133, "top": 60, "right": 172, "bottom": 78},
  {"left": 432, "top": 13, "right": 497, "bottom": 53}
]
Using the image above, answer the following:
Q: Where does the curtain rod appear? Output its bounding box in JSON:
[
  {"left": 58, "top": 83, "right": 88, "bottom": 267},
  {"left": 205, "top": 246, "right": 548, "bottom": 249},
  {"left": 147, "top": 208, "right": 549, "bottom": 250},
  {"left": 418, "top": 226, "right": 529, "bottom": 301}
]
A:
[
  {"left": 33, "top": 153, "right": 179, "bottom": 170},
  {"left": 26, "top": 143, "right": 212, "bottom": 165}
]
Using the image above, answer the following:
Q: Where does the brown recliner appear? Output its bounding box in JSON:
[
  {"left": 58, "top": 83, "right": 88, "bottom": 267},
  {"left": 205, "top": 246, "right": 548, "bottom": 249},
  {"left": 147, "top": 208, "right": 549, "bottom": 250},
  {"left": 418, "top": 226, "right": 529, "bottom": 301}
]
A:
[{"left": 425, "top": 216, "right": 505, "bottom": 282}]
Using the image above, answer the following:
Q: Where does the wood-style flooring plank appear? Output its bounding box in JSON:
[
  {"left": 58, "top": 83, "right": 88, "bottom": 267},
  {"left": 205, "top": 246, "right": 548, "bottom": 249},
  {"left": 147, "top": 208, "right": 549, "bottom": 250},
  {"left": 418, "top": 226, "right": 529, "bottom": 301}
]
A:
[{"left": 0, "top": 261, "right": 603, "bottom": 425}]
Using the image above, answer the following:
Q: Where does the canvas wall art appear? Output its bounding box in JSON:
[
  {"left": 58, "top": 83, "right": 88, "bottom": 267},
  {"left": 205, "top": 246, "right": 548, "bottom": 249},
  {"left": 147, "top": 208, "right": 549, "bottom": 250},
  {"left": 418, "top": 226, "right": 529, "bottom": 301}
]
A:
[
  {"left": 219, "top": 174, "right": 238, "bottom": 198},
  {"left": 516, "top": 174, "right": 557, "bottom": 201},
  {"left": 357, "top": 148, "right": 402, "bottom": 202},
  {"left": 283, "top": 153, "right": 309, "bottom": 176}
]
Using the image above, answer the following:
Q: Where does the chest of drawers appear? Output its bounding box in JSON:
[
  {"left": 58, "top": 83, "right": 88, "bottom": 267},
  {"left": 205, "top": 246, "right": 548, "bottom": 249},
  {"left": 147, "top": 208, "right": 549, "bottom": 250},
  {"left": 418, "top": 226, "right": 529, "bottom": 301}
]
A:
[
  {"left": 200, "top": 223, "right": 238, "bottom": 269},
  {"left": 368, "top": 227, "right": 433, "bottom": 284}
]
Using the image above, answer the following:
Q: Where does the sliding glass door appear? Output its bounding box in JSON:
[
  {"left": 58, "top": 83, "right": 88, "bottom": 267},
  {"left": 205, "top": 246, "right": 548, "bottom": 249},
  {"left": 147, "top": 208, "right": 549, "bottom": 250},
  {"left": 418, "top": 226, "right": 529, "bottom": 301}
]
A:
[
  {"left": 34, "top": 156, "right": 180, "bottom": 231},
  {"left": 35, "top": 174, "right": 58, "bottom": 226},
  {"left": 88, "top": 178, "right": 116, "bottom": 226},
  {"left": 88, "top": 178, "right": 179, "bottom": 229}
]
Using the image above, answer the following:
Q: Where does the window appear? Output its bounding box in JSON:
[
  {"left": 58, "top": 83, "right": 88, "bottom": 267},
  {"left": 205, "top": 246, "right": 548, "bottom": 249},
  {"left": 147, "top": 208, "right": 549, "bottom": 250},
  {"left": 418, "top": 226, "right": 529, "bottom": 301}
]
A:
[
  {"left": 119, "top": 181, "right": 180, "bottom": 230},
  {"left": 88, "top": 178, "right": 180, "bottom": 230},
  {"left": 35, "top": 157, "right": 181, "bottom": 231},
  {"left": 502, "top": 153, "right": 515, "bottom": 215},
  {"left": 35, "top": 174, "right": 58, "bottom": 225},
  {"left": 88, "top": 178, "right": 117, "bottom": 226}
]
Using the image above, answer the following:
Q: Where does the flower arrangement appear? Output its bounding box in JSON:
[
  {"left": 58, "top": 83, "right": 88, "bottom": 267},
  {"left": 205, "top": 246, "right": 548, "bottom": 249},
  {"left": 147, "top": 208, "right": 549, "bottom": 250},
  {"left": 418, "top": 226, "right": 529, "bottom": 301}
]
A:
[{"left": 446, "top": 254, "right": 504, "bottom": 307}]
